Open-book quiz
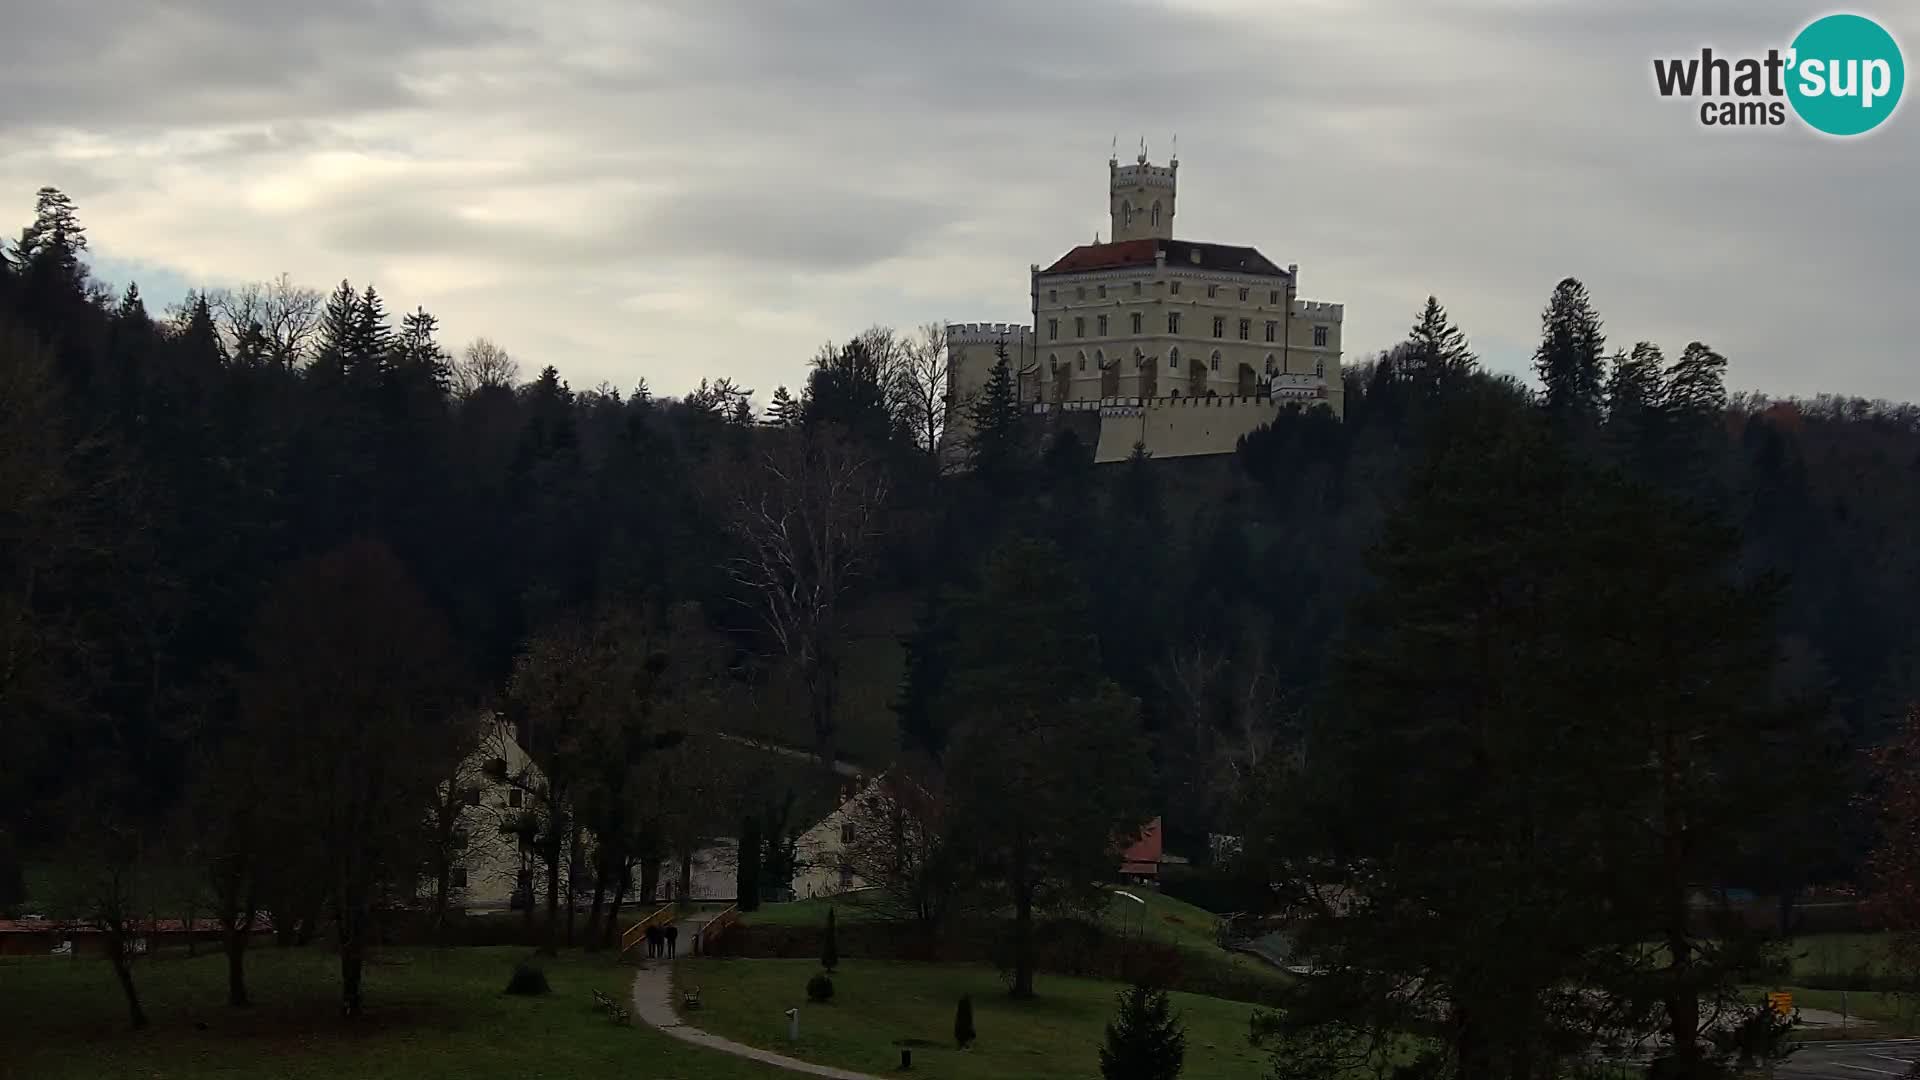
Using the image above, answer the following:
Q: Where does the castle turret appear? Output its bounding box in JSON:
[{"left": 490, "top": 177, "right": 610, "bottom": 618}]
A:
[{"left": 1110, "top": 142, "right": 1176, "bottom": 243}]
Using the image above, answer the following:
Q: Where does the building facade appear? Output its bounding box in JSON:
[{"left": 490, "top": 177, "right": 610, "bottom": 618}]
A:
[{"left": 946, "top": 152, "right": 1345, "bottom": 463}]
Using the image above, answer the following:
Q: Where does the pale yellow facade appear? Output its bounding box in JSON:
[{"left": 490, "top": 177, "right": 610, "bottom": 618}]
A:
[{"left": 945, "top": 153, "right": 1344, "bottom": 463}]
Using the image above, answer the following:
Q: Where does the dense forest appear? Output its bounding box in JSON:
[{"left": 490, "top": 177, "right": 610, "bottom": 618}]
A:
[{"left": 5, "top": 184, "right": 1920, "bottom": 1068}]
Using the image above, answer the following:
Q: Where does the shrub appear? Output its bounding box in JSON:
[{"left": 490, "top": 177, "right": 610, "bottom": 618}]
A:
[
  {"left": 806, "top": 973, "right": 835, "bottom": 1003},
  {"left": 954, "top": 993, "right": 976, "bottom": 1049},
  {"left": 1100, "top": 984, "right": 1186, "bottom": 1080},
  {"left": 504, "top": 960, "right": 550, "bottom": 996}
]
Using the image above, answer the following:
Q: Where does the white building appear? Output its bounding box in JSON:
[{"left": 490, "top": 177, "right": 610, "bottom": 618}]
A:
[{"left": 945, "top": 150, "right": 1345, "bottom": 464}]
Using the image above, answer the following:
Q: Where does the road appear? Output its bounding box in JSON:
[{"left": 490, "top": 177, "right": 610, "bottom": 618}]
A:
[{"left": 1778, "top": 1038, "right": 1920, "bottom": 1078}]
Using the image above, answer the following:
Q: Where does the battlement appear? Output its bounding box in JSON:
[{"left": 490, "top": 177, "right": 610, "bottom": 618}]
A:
[
  {"left": 1293, "top": 299, "right": 1344, "bottom": 321},
  {"left": 947, "top": 322, "right": 1033, "bottom": 346},
  {"left": 1111, "top": 162, "right": 1177, "bottom": 191},
  {"left": 1030, "top": 395, "right": 1281, "bottom": 416}
]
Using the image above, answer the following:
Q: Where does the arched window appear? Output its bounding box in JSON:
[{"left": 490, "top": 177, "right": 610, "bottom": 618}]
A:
[
  {"left": 1210, "top": 350, "right": 1222, "bottom": 372},
  {"left": 1314, "top": 358, "right": 1325, "bottom": 378},
  {"left": 1168, "top": 346, "right": 1180, "bottom": 371},
  {"left": 1077, "top": 350, "right": 1087, "bottom": 371},
  {"left": 1151, "top": 202, "right": 1161, "bottom": 227},
  {"left": 1049, "top": 353, "right": 1058, "bottom": 372},
  {"left": 1264, "top": 354, "right": 1277, "bottom": 375},
  {"left": 1170, "top": 389, "right": 1180, "bottom": 398},
  {"left": 1094, "top": 349, "right": 1104, "bottom": 370},
  {"left": 1134, "top": 348, "right": 1145, "bottom": 369},
  {"left": 1122, "top": 202, "right": 1133, "bottom": 228}
]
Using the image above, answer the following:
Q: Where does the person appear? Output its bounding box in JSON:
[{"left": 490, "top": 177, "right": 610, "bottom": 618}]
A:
[
  {"left": 644, "top": 924, "right": 661, "bottom": 959},
  {"left": 663, "top": 924, "right": 679, "bottom": 959}
]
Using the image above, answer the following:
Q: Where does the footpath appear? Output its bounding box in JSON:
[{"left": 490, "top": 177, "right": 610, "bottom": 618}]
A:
[{"left": 629, "top": 958, "right": 885, "bottom": 1079}]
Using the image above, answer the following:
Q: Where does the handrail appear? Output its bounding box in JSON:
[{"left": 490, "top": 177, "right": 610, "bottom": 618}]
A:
[
  {"left": 695, "top": 905, "right": 740, "bottom": 956},
  {"left": 618, "top": 904, "right": 678, "bottom": 956}
]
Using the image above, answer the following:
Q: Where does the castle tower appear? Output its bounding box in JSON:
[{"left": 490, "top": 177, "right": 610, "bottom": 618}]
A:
[{"left": 1109, "top": 142, "right": 1176, "bottom": 243}]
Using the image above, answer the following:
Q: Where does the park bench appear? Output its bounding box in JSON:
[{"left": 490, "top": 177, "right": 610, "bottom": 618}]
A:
[
  {"left": 682, "top": 986, "right": 702, "bottom": 1011},
  {"left": 592, "top": 990, "right": 613, "bottom": 1010}
]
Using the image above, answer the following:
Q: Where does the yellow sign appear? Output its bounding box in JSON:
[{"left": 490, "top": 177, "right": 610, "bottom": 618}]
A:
[{"left": 1767, "top": 992, "right": 1793, "bottom": 1015}]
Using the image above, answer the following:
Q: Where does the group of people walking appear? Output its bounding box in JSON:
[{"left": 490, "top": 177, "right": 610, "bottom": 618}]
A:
[{"left": 643, "top": 922, "right": 678, "bottom": 959}]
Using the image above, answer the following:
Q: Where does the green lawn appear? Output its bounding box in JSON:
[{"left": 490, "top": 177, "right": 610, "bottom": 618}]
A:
[
  {"left": 0, "top": 945, "right": 786, "bottom": 1079},
  {"left": 675, "top": 956, "right": 1276, "bottom": 1079}
]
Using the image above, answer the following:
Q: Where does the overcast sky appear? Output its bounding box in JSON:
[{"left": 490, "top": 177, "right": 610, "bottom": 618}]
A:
[{"left": 2, "top": 0, "right": 1914, "bottom": 403}]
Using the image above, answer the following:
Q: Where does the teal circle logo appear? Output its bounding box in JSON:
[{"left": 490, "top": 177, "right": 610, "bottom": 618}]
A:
[{"left": 1787, "top": 14, "right": 1904, "bottom": 136}]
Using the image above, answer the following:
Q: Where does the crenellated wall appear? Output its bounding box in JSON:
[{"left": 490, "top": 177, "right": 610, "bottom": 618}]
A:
[{"left": 1026, "top": 394, "right": 1302, "bottom": 463}]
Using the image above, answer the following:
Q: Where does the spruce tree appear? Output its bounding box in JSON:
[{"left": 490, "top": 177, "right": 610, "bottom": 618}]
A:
[
  {"left": 821, "top": 907, "right": 838, "bottom": 973},
  {"left": 965, "top": 340, "right": 1024, "bottom": 488},
  {"left": 1663, "top": 341, "right": 1728, "bottom": 418},
  {"left": 1603, "top": 342, "right": 1667, "bottom": 478},
  {"left": 349, "top": 285, "right": 394, "bottom": 375},
  {"left": 312, "top": 279, "right": 359, "bottom": 377},
  {"left": 1403, "top": 295, "right": 1477, "bottom": 389},
  {"left": 954, "top": 994, "right": 976, "bottom": 1049},
  {"left": 1533, "top": 277, "right": 1606, "bottom": 432},
  {"left": 1100, "top": 985, "right": 1187, "bottom": 1080},
  {"left": 18, "top": 186, "right": 87, "bottom": 269}
]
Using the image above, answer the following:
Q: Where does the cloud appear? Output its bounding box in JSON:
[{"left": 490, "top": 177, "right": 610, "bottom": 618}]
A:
[{"left": 1, "top": 0, "right": 1914, "bottom": 402}]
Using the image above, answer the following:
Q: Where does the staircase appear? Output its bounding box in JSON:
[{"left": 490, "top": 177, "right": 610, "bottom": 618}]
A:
[{"left": 619, "top": 903, "right": 740, "bottom": 959}]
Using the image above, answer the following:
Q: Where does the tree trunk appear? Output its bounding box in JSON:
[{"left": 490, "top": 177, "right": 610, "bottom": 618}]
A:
[
  {"left": 431, "top": 859, "right": 451, "bottom": 945},
  {"left": 604, "top": 866, "right": 631, "bottom": 950},
  {"left": 226, "top": 928, "right": 250, "bottom": 1007},
  {"left": 339, "top": 903, "right": 366, "bottom": 1018},
  {"left": 584, "top": 873, "right": 607, "bottom": 950},
  {"left": 807, "top": 652, "right": 839, "bottom": 770},
  {"left": 679, "top": 849, "right": 693, "bottom": 906},
  {"left": 1009, "top": 832, "right": 1035, "bottom": 1000},
  {"left": 543, "top": 835, "right": 561, "bottom": 957},
  {"left": 640, "top": 857, "right": 661, "bottom": 911},
  {"left": 108, "top": 935, "right": 149, "bottom": 1030}
]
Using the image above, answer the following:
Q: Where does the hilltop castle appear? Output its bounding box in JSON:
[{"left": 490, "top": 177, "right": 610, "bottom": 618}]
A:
[{"left": 944, "top": 149, "right": 1345, "bottom": 463}]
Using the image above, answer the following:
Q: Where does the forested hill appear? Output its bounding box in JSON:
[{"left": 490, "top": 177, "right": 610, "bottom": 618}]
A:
[{"left": 3, "top": 186, "right": 1916, "bottom": 907}]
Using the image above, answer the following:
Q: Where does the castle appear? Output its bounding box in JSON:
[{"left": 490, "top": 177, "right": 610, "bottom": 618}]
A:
[{"left": 945, "top": 148, "right": 1345, "bottom": 463}]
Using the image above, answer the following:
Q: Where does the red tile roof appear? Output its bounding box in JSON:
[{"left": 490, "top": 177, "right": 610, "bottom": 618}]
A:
[
  {"left": 1042, "top": 240, "right": 1292, "bottom": 278},
  {"left": 1120, "top": 817, "right": 1164, "bottom": 868}
]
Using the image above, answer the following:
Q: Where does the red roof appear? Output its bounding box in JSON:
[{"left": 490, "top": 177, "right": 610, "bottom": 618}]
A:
[
  {"left": 1120, "top": 817, "right": 1164, "bottom": 869},
  {"left": 1042, "top": 240, "right": 1292, "bottom": 278}
]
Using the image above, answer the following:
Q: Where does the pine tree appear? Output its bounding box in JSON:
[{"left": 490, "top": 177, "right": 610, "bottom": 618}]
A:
[
  {"left": 954, "top": 994, "right": 976, "bottom": 1049},
  {"left": 177, "top": 291, "right": 227, "bottom": 371},
  {"left": 116, "top": 282, "right": 146, "bottom": 323},
  {"left": 1100, "top": 985, "right": 1187, "bottom": 1080},
  {"left": 768, "top": 385, "right": 799, "bottom": 426},
  {"left": 1604, "top": 342, "right": 1667, "bottom": 478},
  {"left": 349, "top": 285, "right": 394, "bottom": 375},
  {"left": 312, "top": 279, "right": 359, "bottom": 376},
  {"left": 1533, "top": 277, "right": 1606, "bottom": 432},
  {"left": 398, "top": 306, "right": 451, "bottom": 393},
  {"left": 18, "top": 186, "right": 88, "bottom": 269},
  {"left": 821, "top": 907, "right": 838, "bottom": 973},
  {"left": 1663, "top": 341, "right": 1728, "bottom": 418},
  {"left": 1403, "top": 295, "right": 1477, "bottom": 390},
  {"left": 965, "top": 340, "right": 1024, "bottom": 488}
]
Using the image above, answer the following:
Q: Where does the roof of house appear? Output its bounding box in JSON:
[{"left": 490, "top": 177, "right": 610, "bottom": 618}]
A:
[
  {"left": 1119, "top": 817, "right": 1164, "bottom": 876},
  {"left": 1042, "top": 240, "right": 1292, "bottom": 278}
]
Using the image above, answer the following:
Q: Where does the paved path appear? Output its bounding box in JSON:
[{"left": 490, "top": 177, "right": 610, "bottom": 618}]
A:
[
  {"left": 1777, "top": 1037, "right": 1920, "bottom": 1078},
  {"left": 630, "top": 956, "right": 884, "bottom": 1079}
]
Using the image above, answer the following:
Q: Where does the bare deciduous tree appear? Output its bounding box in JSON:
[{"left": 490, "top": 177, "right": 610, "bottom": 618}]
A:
[
  {"left": 210, "top": 273, "right": 321, "bottom": 366},
  {"left": 899, "top": 322, "right": 951, "bottom": 460},
  {"left": 453, "top": 337, "right": 519, "bottom": 398},
  {"left": 838, "top": 763, "right": 973, "bottom": 940},
  {"left": 725, "top": 428, "right": 888, "bottom": 767}
]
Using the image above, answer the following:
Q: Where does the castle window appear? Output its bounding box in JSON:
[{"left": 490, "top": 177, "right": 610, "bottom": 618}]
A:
[
  {"left": 1132, "top": 281, "right": 1142, "bottom": 297},
  {"left": 1098, "top": 314, "right": 1108, "bottom": 336},
  {"left": 1170, "top": 281, "right": 1181, "bottom": 296},
  {"left": 452, "top": 867, "right": 468, "bottom": 888},
  {"left": 1122, "top": 202, "right": 1133, "bottom": 228},
  {"left": 1238, "top": 318, "right": 1250, "bottom": 341},
  {"left": 1239, "top": 287, "right": 1249, "bottom": 301},
  {"left": 1207, "top": 284, "right": 1218, "bottom": 299},
  {"left": 1265, "top": 354, "right": 1277, "bottom": 375},
  {"left": 1151, "top": 202, "right": 1161, "bottom": 227},
  {"left": 509, "top": 788, "right": 522, "bottom": 808},
  {"left": 1048, "top": 318, "right": 1058, "bottom": 340},
  {"left": 1269, "top": 289, "right": 1280, "bottom": 305},
  {"left": 1075, "top": 316, "right": 1085, "bottom": 338},
  {"left": 1049, "top": 354, "right": 1058, "bottom": 372},
  {"left": 1314, "top": 325, "right": 1329, "bottom": 347},
  {"left": 1168, "top": 347, "right": 1180, "bottom": 370},
  {"left": 841, "top": 822, "right": 855, "bottom": 844},
  {"left": 1131, "top": 312, "right": 1143, "bottom": 334},
  {"left": 1210, "top": 351, "right": 1222, "bottom": 371},
  {"left": 1095, "top": 349, "right": 1104, "bottom": 369},
  {"left": 1077, "top": 351, "right": 1087, "bottom": 371},
  {"left": 1076, "top": 286, "right": 1086, "bottom": 300},
  {"left": 1167, "top": 312, "right": 1181, "bottom": 334},
  {"left": 1098, "top": 284, "right": 1107, "bottom": 299},
  {"left": 1170, "top": 389, "right": 1179, "bottom": 398},
  {"left": 1315, "top": 358, "right": 1326, "bottom": 378},
  {"left": 1212, "top": 316, "right": 1225, "bottom": 338},
  {"left": 1265, "top": 320, "right": 1277, "bottom": 343}
]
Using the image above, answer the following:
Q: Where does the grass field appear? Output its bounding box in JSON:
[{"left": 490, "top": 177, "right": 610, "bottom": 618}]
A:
[
  {"left": 675, "top": 956, "right": 1277, "bottom": 1079},
  {"left": 0, "top": 945, "right": 784, "bottom": 1079}
]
